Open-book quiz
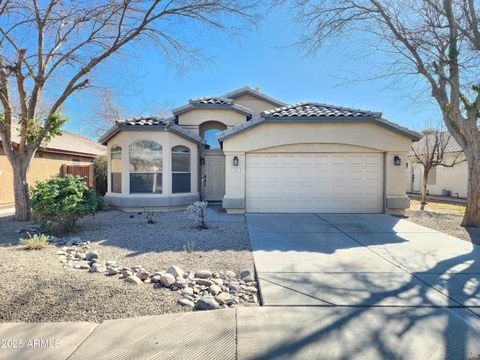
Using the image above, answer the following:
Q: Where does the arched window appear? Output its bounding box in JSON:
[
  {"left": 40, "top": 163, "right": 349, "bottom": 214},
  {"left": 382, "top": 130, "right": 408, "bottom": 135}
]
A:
[
  {"left": 172, "top": 145, "right": 191, "bottom": 193},
  {"left": 110, "top": 145, "right": 122, "bottom": 193},
  {"left": 129, "top": 141, "right": 162, "bottom": 193}
]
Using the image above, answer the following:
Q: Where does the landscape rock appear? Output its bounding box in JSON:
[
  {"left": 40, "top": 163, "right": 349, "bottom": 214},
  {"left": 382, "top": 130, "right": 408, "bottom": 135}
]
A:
[
  {"left": 75, "top": 252, "right": 87, "bottom": 260},
  {"left": 209, "top": 284, "right": 222, "bottom": 295},
  {"left": 215, "top": 292, "right": 231, "bottom": 305},
  {"left": 89, "top": 263, "right": 105, "bottom": 273},
  {"left": 182, "top": 287, "right": 194, "bottom": 296},
  {"left": 121, "top": 270, "right": 133, "bottom": 278},
  {"left": 124, "top": 275, "right": 142, "bottom": 285},
  {"left": 195, "top": 278, "right": 214, "bottom": 287},
  {"left": 240, "top": 270, "right": 254, "bottom": 282},
  {"left": 195, "top": 296, "right": 220, "bottom": 311},
  {"left": 107, "top": 267, "right": 120, "bottom": 275},
  {"left": 150, "top": 275, "right": 162, "bottom": 283},
  {"left": 228, "top": 282, "right": 241, "bottom": 292},
  {"left": 212, "top": 278, "right": 224, "bottom": 286},
  {"left": 106, "top": 260, "right": 117, "bottom": 267},
  {"left": 160, "top": 273, "right": 176, "bottom": 287},
  {"left": 245, "top": 286, "right": 258, "bottom": 293},
  {"left": 178, "top": 299, "right": 195, "bottom": 307},
  {"left": 86, "top": 251, "right": 99, "bottom": 261},
  {"left": 174, "top": 278, "right": 187, "bottom": 288},
  {"left": 195, "top": 270, "right": 212, "bottom": 279},
  {"left": 137, "top": 271, "right": 150, "bottom": 281},
  {"left": 166, "top": 265, "right": 185, "bottom": 278}
]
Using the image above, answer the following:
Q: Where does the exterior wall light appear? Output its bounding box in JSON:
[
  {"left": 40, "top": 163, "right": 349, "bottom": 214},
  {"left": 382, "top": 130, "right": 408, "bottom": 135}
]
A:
[
  {"left": 233, "top": 156, "right": 239, "bottom": 167},
  {"left": 394, "top": 155, "right": 401, "bottom": 166}
]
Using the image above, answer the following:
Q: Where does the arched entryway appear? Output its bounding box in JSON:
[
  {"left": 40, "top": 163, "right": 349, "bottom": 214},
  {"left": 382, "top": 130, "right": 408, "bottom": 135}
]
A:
[{"left": 199, "top": 121, "right": 227, "bottom": 150}]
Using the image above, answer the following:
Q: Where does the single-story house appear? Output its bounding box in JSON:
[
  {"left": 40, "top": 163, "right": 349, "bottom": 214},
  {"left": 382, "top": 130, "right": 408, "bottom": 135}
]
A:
[
  {"left": 406, "top": 133, "right": 467, "bottom": 198},
  {"left": 100, "top": 86, "right": 421, "bottom": 215},
  {"left": 0, "top": 131, "right": 106, "bottom": 208}
]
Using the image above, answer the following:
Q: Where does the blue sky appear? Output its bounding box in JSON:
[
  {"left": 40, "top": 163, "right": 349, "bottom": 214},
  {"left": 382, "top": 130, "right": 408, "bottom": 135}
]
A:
[{"left": 64, "top": 6, "right": 440, "bottom": 140}]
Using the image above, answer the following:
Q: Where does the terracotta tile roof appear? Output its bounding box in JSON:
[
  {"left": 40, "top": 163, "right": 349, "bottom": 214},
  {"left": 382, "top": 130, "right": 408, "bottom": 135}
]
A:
[
  {"left": 99, "top": 116, "right": 203, "bottom": 145},
  {"left": 189, "top": 96, "right": 234, "bottom": 105},
  {"left": 172, "top": 96, "right": 252, "bottom": 117},
  {"left": 262, "top": 102, "right": 382, "bottom": 118}
]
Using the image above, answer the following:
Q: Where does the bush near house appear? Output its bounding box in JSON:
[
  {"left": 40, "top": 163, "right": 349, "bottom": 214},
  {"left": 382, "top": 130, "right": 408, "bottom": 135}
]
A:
[{"left": 30, "top": 175, "right": 97, "bottom": 232}]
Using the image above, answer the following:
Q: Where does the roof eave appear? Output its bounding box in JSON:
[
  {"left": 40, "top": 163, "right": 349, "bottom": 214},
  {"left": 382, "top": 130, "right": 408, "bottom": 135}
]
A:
[{"left": 99, "top": 124, "right": 204, "bottom": 146}]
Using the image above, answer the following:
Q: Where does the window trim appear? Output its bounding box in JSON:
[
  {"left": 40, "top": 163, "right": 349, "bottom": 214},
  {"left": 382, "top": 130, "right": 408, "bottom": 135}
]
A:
[{"left": 172, "top": 145, "right": 191, "bottom": 194}]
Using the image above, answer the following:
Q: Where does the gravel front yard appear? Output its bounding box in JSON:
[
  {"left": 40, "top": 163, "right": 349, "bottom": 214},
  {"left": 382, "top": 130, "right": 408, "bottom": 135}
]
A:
[{"left": 0, "top": 209, "right": 254, "bottom": 323}]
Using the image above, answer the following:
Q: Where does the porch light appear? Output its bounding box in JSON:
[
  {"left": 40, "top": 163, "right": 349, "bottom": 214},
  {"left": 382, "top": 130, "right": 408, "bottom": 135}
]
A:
[
  {"left": 394, "top": 155, "right": 401, "bottom": 166},
  {"left": 233, "top": 156, "right": 239, "bottom": 167}
]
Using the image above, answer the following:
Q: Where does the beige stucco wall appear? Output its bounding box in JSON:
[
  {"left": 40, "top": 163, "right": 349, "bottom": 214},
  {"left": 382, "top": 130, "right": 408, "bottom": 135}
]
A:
[
  {"left": 232, "top": 94, "right": 280, "bottom": 118},
  {"left": 105, "top": 130, "right": 199, "bottom": 200},
  {"left": 177, "top": 108, "right": 247, "bottom": 135},
  {"left": 222, "top": 122, "right": 413, "bottom": 214},
  {"left": 0, "top": 149, "right": 93, "bottom": 207},
  {"left": 406, "top": 153, "right": 467, "bottom": 198}
]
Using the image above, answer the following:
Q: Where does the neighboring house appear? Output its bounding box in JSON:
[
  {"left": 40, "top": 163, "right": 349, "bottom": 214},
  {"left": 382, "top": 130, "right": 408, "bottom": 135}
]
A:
[
  {"left": 0, "top": 131, "right": 106, "bottom": 208},
  {"left": 100, "top": 86, "right": 420, "bottom": 215},
  {"left": 406, "top": 133, "right": 467, "bottom": 198}
]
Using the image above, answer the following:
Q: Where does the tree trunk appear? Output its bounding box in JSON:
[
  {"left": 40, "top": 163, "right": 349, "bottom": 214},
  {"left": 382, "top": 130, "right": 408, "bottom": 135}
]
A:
[
  {"left": 12, "top": 163, "right": 30, "bottom": 221},
  {"left": 462, "top": 154, "right": 480, "bottom": 227},
  {"left": 420, "top": 168, "right": 429, "bottom": 211}
]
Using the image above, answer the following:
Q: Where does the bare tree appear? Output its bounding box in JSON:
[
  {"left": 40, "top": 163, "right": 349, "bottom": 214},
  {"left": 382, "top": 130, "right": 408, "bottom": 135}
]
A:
[
  {"left": 0, "top": 0, "right": 256, "bottom": 220},
  {"left": 411, "top": 129, "right": 464, "bottom": 210},
  {"left": 283, "top": 0, "right": 480, "bottom": 226}
]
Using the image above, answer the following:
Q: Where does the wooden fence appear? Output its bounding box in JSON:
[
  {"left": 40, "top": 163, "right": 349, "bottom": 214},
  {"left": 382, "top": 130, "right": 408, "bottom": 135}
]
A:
[{"left": 61, "top": 164, "right": 94, "bottom": 188}]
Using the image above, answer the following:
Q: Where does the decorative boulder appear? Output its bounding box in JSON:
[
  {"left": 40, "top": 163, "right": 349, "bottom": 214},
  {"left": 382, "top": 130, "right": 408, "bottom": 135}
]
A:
[
  {"left": 240, "top": 270, "right": 254, "bottom": 282},
  {"left": 160, "top": 273, "right": 176, "bottom": 287},
  {"left": 86, "top": 251, "right": 99, "bottom": 261},
  {"left": 195, "top": 270, "right": 212, "bottom": 279},
  {"left": 195, "top": 297, "right": 220, "bottom": 311},
  {"left": 167, "top": 266, "right": 185, "bottom": 278},
  {"left": 124, "top": 275, "right": 142, "bottom": 285}
]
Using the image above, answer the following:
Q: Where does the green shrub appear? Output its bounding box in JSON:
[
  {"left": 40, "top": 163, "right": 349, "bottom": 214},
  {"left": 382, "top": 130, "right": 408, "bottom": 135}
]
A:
[
  {"left": 30, "top": 175, "right": 98, "bottom": 232},
  {"left": 20, "top": 233, "right": 49, "bottom": 250}
]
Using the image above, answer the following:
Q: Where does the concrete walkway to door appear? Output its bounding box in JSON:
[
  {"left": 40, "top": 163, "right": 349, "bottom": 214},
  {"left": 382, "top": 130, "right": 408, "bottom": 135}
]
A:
[{"left": 245, "top": 213, "right": 480, "bottom": 359}]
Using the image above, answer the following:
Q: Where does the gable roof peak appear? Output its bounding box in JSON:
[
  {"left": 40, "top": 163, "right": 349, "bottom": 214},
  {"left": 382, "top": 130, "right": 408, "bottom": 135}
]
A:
[{"left": 223, "top": 86, "right": 287, "bottom": 107}]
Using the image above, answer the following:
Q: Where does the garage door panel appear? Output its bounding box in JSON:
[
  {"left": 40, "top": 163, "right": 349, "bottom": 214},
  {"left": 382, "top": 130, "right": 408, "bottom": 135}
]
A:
[{"left": 246, "top": 153, "right": 384, "bottom": 213}]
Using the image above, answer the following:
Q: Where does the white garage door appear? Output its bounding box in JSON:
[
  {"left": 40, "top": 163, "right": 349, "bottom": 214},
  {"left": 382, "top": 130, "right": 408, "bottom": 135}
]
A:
[{"left": 246, "top": 153, "right": 384, "bottom": 213}]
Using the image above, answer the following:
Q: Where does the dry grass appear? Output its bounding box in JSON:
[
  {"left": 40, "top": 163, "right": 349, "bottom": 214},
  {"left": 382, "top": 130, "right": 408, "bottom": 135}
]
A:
[
  {"left": 19, "top": 234, "right": 49, "bottom": 250},
  {"left": 409, "top": 199, "right": 465, "bottom": 215}
]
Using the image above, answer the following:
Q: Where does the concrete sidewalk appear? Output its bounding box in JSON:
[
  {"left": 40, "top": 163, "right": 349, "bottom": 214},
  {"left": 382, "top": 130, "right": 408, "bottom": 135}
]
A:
[
  {"left": 0, "top": 322, "right": 97, "bottom": 360},
  {"left": 3, "top": 306, "right": 480, "bottom": 360}
]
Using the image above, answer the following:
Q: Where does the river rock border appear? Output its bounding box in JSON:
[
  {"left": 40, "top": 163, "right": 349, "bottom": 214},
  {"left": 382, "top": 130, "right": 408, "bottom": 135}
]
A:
[{"left": 54, "top": 240, "right": 259, "bottom": 311}]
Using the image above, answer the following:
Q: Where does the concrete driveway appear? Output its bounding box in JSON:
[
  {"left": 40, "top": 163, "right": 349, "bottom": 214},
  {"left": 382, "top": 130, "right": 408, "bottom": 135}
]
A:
[{"left": 245, "top": 213, "right": 480, "bottom": 359}]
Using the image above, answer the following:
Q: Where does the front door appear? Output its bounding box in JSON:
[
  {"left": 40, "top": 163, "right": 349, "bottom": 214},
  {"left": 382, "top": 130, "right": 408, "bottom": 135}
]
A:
[
  {"left": 413, "top": 163, "right": 422, "bottom": 192},
  {"left": 203, "top": 150, "right": 225, "bottom": 201}
]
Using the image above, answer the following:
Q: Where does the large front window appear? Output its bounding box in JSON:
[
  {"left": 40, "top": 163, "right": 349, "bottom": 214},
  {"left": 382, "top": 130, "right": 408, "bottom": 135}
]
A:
[
  {"left": 172, "top": 145, "right": 191, "bottom": 193},
  {"left": 129, "top": 141, "right": 162, "bottom": 193},
  {"left": 110, "top": 145, "right": 122, "bottom": 193}
]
